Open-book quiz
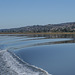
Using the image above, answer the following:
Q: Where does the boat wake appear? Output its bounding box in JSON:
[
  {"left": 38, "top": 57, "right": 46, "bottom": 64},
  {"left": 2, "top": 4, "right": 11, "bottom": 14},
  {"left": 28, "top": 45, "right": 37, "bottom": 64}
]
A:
[{"left": 0, "top": 49, "right": 51, "bottom": 75}]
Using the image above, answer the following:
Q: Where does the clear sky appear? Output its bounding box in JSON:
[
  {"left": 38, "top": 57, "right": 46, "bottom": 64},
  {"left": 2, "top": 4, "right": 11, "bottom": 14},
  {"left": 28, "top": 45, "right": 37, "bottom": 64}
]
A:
[{"left": 0, "top": 0, "right": 75, "bottom": 29}]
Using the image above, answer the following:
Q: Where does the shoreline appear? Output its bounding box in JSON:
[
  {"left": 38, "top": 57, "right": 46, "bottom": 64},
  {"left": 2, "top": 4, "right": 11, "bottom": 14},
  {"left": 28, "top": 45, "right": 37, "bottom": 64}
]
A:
[{"left": 0, "top": 32, "right": 75, "bottom": 35}]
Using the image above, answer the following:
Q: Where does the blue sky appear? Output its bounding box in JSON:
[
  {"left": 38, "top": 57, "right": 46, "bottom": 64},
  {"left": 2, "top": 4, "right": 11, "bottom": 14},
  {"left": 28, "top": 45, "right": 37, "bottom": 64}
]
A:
[{"left": 0, "top": 0, "right": 75, "bottom": 29}]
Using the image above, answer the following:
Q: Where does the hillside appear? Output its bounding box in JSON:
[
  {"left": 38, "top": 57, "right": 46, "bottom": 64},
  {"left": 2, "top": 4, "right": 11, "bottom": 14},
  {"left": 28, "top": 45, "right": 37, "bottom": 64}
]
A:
[{"left": 0, "top": 22, "right": 75, "bottom": 33}]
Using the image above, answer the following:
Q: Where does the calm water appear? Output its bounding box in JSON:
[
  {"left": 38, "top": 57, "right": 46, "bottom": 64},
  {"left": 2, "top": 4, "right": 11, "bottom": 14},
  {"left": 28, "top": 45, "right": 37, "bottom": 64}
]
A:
[{"left": 0, "top": 34, "right": 75, "bottom": 75}]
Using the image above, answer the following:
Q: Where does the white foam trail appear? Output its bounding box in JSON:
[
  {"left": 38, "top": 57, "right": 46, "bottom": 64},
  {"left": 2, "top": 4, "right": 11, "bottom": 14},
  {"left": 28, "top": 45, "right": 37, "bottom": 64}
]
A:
[{"left": 2, "top": 50, "right": 52, "bottom": 75}]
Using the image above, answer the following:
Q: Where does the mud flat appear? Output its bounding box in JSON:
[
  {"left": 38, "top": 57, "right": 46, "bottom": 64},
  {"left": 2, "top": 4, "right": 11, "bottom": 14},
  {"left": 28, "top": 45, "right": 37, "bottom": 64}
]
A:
[{"left": 0, "top": 50, "right": 51, "bottom": 75}]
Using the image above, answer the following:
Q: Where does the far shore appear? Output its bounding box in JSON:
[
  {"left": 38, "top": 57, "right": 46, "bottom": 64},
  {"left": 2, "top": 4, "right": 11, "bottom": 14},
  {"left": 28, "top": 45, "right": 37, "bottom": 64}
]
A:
[{"left": 0, "top": 32, "right": 75, "bottom": 35}]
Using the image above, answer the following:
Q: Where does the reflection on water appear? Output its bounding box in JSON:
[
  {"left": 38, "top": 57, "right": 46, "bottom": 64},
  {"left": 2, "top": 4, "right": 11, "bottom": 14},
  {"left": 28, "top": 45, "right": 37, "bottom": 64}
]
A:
[
  {"left": 27, "top": 34, "right": 75, "bottom": 38},
  {"left": 0, "top": 34, "right": 75, "bottom": 75}
]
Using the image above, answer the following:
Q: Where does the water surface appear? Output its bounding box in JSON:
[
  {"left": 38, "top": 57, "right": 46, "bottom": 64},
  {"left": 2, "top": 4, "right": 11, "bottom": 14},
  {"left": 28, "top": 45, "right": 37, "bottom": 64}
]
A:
[{"left": 0, "top": 34, "right": 75, "bottom": 75}]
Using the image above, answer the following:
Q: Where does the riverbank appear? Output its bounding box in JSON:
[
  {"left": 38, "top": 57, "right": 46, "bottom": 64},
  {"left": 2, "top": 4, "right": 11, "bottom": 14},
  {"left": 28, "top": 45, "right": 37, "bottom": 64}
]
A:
[{"left": 0, "top": 32, "right": 75, "bottom": 35}]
